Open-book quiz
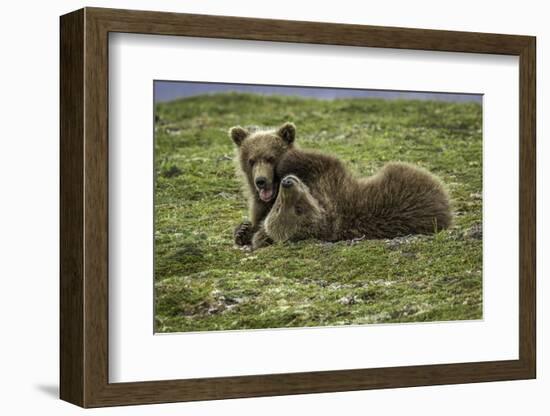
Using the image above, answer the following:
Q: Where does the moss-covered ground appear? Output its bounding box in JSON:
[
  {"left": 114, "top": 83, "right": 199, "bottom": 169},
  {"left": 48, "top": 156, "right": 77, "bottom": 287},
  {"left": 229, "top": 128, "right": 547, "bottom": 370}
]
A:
[{"left": 154, "top": 93, "right": 482, "bottom": 333}]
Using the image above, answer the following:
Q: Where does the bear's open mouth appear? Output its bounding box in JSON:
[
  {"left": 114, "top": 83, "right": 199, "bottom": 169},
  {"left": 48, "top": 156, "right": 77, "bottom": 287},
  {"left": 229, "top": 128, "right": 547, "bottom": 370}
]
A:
[{"left": 258, "top": 186, "right": 276, "bottom": 202}]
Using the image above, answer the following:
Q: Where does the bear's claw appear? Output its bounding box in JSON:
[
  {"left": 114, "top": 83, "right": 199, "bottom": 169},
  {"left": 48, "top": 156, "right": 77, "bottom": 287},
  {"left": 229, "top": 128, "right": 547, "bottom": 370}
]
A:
[
  {"left": 281, "top": 177, "right": 294, "bottom": 188},
  {"left": 234, "top": 221, "right": 254, "bottom": 246},
  {"left": 281, "top": 175, "right": 300, "bottom": 189},
  {"left": 251, "top": 229, "right": 273, "bottom": 250}
]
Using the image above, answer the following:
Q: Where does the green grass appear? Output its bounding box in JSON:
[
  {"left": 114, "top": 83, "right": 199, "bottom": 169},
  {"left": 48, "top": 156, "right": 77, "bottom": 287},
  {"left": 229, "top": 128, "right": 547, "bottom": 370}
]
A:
[{"left": 154, "top": 92, "right": 482, "bottom": 333}]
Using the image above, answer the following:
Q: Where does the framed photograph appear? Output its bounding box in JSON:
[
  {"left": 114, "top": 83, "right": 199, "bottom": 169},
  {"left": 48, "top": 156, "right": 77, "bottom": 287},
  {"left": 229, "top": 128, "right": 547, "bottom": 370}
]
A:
[{"left": 60, "top": 7, "right": 536, "bottom": 408}]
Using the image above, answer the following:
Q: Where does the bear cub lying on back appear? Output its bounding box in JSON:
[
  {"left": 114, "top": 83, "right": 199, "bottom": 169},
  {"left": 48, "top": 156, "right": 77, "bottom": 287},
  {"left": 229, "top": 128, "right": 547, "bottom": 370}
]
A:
[{"left": 231, "top": 122, "right": 451, "bottom": 250}]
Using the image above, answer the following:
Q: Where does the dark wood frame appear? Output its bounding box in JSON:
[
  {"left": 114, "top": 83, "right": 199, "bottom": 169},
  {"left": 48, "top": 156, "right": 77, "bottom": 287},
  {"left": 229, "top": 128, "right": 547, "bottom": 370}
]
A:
[{"left": 60, "top": 7, "right": 536, "bottom": 408}]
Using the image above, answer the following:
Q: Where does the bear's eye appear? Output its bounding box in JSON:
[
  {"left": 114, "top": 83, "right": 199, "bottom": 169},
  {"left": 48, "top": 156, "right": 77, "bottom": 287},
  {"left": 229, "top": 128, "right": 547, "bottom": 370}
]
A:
[
  {"left": 265, "top": 156, "right": 275, "bottom": 164},
  {"left": 248, "top": 159, "right": 255, "bottom": 166},
  {"left": 295, "top": 206, "right": 304, "bottom": 216}
]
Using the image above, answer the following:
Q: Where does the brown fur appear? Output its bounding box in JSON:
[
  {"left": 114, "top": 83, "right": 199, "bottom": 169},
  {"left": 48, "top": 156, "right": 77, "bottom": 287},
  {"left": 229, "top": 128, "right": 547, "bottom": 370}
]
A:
[
  {"left": 230, "top": 123, "right": 295, "bottom": 245},
  {"left": 230, "top": 122, "right": 452, "bottom": 249}
]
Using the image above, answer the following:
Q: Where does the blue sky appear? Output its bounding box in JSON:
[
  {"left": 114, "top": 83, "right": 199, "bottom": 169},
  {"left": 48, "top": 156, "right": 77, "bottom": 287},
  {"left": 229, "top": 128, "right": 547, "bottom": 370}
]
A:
[{"left": 154, "top": 81, "right": 482, "bottom": 104}]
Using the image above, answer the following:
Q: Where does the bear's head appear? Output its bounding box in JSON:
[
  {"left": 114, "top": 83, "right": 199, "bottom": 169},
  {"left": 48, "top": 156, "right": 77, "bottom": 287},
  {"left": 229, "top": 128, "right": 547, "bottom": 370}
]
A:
[
  {"left": 229, "top": 122, "right": 296, "bottom": 203},
  {"left": 264, "top": 174, "right": 326, "bottom": 242}
]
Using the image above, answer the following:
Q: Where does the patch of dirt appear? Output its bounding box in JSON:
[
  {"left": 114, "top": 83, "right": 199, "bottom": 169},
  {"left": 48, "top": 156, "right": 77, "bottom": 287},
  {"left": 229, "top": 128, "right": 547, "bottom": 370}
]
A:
[
  {"left": 182, "top": 290, "right": 246, "bottom": 317},
  {"left": 385, "top": 234, "right": 426, "bottom": 250},
  {"left": 169, "top": 244, "right": 204, "bottom": 260},
  {"left": 161, "top": 165, "right": 182, "bottom": 178}
]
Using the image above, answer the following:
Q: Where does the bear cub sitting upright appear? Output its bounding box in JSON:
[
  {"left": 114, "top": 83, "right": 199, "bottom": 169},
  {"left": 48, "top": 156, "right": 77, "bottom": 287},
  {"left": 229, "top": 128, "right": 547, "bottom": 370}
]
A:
[{"left": 230, "top": 122, "right": 451, "bottom": 250}]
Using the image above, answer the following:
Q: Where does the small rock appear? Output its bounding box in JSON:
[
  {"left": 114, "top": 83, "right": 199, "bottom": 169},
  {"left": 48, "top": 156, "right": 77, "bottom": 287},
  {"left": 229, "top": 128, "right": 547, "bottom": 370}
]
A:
[
  {"left": 217, "top": 154, "right": 233, "bottom": 162},
  {"left": 216, "top": 192, "right": 233, "bottom": 199},
  {"left": 347, "top": 235, "right": 366, "bottom": 245},
  {"left": 235, "top": 244, "right": 252, "bottom": 252},
  {"left": 386, "top": 240, "right": 401, "bottom": 250},
  {"left": 463, "top": 223, "right": 482, "bottom": 240},
  {"left": 338, "top": 295, "right": 361, "bottom": 305},
  {"left": 207, "top": 305, "right": 225, "bottom": 315},
  {"left": 165, "top": 127, "right": 181, "bottom": 135},
  {"left": 338, "top": 296, "right": 355, "bottom": 305}
]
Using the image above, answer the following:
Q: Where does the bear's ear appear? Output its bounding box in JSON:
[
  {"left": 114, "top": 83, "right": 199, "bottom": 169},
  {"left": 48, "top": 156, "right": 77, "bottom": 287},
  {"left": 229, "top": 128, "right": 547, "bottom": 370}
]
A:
[
  {"left": 229, "top": 126, "right": 249, "bottom": 146},
  {"left": 277, "top": 122, "right": 296, "bottom": 145}
]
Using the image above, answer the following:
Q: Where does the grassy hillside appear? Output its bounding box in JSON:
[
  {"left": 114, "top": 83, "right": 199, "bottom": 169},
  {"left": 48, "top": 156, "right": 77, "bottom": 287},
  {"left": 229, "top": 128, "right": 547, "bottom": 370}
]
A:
[{"left": 154, "top": 93, "right": 482, "bottom": 333}]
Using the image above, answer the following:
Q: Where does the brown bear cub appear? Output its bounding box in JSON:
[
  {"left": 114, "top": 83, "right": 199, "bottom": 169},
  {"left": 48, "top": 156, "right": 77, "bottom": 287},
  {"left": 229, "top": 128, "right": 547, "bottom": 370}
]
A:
[{"left": 230, "top": 122, "right": 451, "bottom": 250}]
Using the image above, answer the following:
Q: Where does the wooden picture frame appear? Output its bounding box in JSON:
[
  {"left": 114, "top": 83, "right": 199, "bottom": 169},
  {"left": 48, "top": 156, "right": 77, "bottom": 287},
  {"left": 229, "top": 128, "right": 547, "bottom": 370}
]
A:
[{"left": 60, "top": 7, "right": 536, "bottom": 408}]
